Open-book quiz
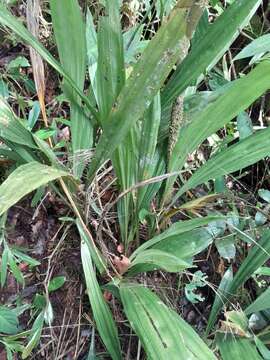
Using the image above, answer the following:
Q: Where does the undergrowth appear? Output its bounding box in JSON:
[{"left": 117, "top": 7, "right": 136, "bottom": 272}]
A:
[{"left": 0, "top": 0, "right": 270, "bottom": 359}]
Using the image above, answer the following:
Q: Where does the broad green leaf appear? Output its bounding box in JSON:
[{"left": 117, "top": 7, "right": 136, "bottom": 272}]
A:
[
  {"left": 131, "top": 216, "right": 224, "bottom": 259},
  {"left": 173, "top": 126, "right": 270, "bottom": 203},
  {"left": 0, "top": 162, "right": 69, "bottom": 216},
  {"left": 165, "top": 61, "right": 270, "bottom": 202},
  {"left": 215, "top": 235, "right": 236, "bottom": 261},
  {"left": 217, "top": 333, "right": 262, "bottom": 360},
  {"left": 120, "top": 283, "right": 217, "bottom": 360},
  {"left": 81, "top": 240, "right": 122, "bottom": 360},
  {"left": 130, "top": 249, "right": 191, "bottom": 273},
  {"left": 162, "top": 0, "right": 262, "bottom": 107},
  {"left": 50, "top": 0, "right": 93, "bottom": 176},
  {"left": 48, "top": 276, "right": 66, "bottom": 292},
  {"left": 235, "top": 34, "right": 270, "bottom": 60},
  {"left": 0, "top": 4, "right": 97, "bottom": 120},
  {"left": 245, "top": 287, "right": 270, "bottom": 315},
  {"left": 152, "top": 228, "right": 213, "bottom": 261},
  {"left": 207, "top": 230, "right": 270, "bottom": 332},
  {"left": 0, "top": 307, "right": 19, "bottom": 335},
  {"left": 0, "top": 97, "right": 37, "bottom": 148},
  {"left": 88, "top": 2, "right": 196, "bottom": 179}
]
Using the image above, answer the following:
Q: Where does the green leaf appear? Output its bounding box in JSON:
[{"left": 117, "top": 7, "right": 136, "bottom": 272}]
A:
[
  {"left": 235, "top": 34, "right": 270, "bottom": 60},
  {"left": 0, "top": 79, "right": 9, "bottom": 98},
  {"left": 0, "top": 4, "right": 97, "bottom": 120},
  {"left": 27, "top": 101, "right": 40, "bottom": 130},
  {"left": 22, "top": 311, "right": 44, "bottom": 359},
  {"left": 0, "top": 306, "right": 19, "bottom": 335},
  {"left": 120, "top": 283, "right": 217, "bottom": 360},
  {"left": 152, "top": 228, "right": 214, "bottom": 261},
  {"left": 217, "top": 333, "right": 262, "bottom": 360},
  {"left": 207, "top": 230, "right": 270, "bottom": 332},
  {"left": 215, "top": 235, "right": 236, "bottom": 261},
  {"left": 258, "top": 189, "right": 270, "bottom": 203},
  {"left": 130, "top": 249, "right": 191, "bottom": 274},
  {"left": 81, "top": 240, "right": 122, "bottom": 360},
  {"left": 7, "top": 56, "right": 30, "bottom": 70},
  {"left": 8, "top": 251, "right": 24, "bottom": 285},
  {"left": 245, "top": 287, "right": 270, "bottom": 315},
  {"left": 0, "top": 97, "right": 37, "bottom": 148},
  {"left": 131, "top": 216, "right": 224, "bottom": 259},
  {"left": 48, "top": 276, "right": 66, "bottom": 292},
  {"left": 185, "top": 270, "right": 207, "bottom": 304},
  {"left": 96, "top": 0, "right": 125, "bottom": 122},
  {"left": 86, "top": 8, "right": 98, "bottom": 102},
  {"left": 237, "top": 111, "right": 253, "bottom": 139},
  {"left": 165, "top": 61, "right": 270, "bottom": 202},
  {"left": 76, "top": 219, "right": 107, "bottom": 275},
  {"left": 88, "top": 2, "right": 194, "bottom": 179},
  {"left": 0, "top": 162, "right": 70, "bottom": 216},
  {"left": 206, "top": 266, "right": 233, "bottom": 334},
  {"left": 0, "top": 247, "right": 8, "bottom": 287},
  {"left": 173, "top": 126, "right": 270, "bottom": 203},
  {"left": 162, "top": 0, "right": 262, "bottom": 107},
  {"left": 137, "top": 94, "right": 161, "bottom": 211},
  {"left": 50, "top": 0, "right": 93, "bottom": 176}
]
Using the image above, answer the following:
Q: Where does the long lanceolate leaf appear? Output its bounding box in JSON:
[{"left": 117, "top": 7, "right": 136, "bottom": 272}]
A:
[
  {"left": 88, "top": 1, "right": 199, "bottom": 180},
  {"left": 164, "top": 61, "right": 270, "bottom": 203},
  {"left": 137, "top": 94, "right": 161, "bottom": 212},
  {"left": 50, "top": 0, "right": 93, "bottom": 177},
  {"left": 81, "top": 240, "right": 122, "bottom": 360},
  {"left": 0, "top": 162, "right": 69, "bottom": 216},
  {"left": 172, "top": 126, "right": 270, "bottom": 204},
  {"left": 217, "top": 333, "right": 262, "bottom": 360},
  {"left": 207, "top": 230, "right": 270, "bottom": 333},
  {"left": 94, "top": 0, "right": 137, "bottom": 244},
  {"left": 245, "top": 287, "right": 270, "bottom": 315},
  {"left": 0, "top": 4, "right": 97, "bottom": 122},
  {"left": 120, "top": 283, "right": 217, "bottom": 360},
  {"left": 131, "top": 216, "right": 225, "bottom": 259},
  {"left": 161, "top": 0, "right": 262, "bottom": 110}
]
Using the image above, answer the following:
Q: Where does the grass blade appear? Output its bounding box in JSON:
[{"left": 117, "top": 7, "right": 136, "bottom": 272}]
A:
[
  {"left": 165, "top": 61, "right": 270, "bottom": 202},
  {"left": 245, "top": 287, "right": 270, "bottom": 315},
  {"left": 0, "top": 3, "right": 97, "bottom": 121},
  {"left": 207, "top": 230, "right": 270, "bottom": 333},
  {"left": 81, "top": 240, "right": 122, "bottom": 360},
  {"left": 88, "top": 1, "right": 194, "bottom": 179},
  {"left": 50, "top": 0, "right": 93, "bottom": 176},
  {"left": 162, "top": 0, "right": 262, "bottom": 108},
  {"left": 173, "top": 126, "right": 270, "bottom": 202}
]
